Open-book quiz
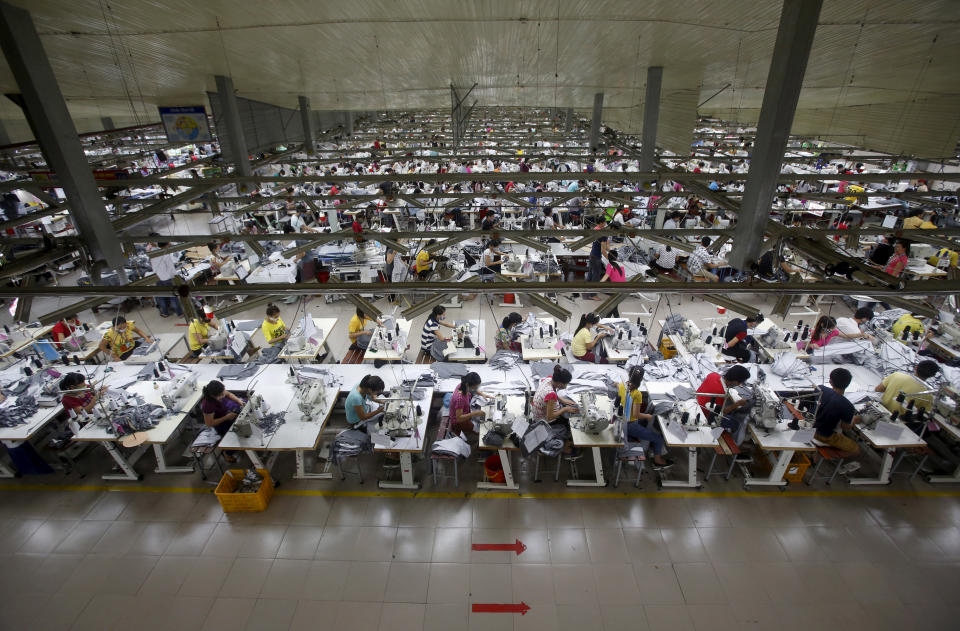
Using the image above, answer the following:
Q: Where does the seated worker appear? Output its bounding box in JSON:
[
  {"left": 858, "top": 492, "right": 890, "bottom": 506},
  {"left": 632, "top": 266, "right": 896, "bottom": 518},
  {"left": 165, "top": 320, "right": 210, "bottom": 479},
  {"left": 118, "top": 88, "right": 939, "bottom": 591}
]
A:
[
  {"left": 348, "top": 307, "right": 381, "bottom": 352},
  {"left": 800, "top": 316, "right": 838, "bottom": 352},
  {"left": 51, "top": 314, "right": 84, "bottom": 350},
  {"left": 891, "top": 312, "right": 925, "bottom": 343},
  {"left": 617, "top": 367, "right": 674, "bottom": 469},
  {"left": 835, "top": 308, "right": 875, "bottom": 341},
  {"left": 531, "top": 365, "right": 577, "bottom": 453},
  {"left": 876, "top": 359, "right": 939, "bottom": 414},
  {"left": 59, "top": 372, "right": 106, "bottom": 414},
  {"left": 571, "top": 312, "right": 615, "bottom": 363},
  {"left": 261, "top": 304, "right": 289, "bottom": 346},
  {"left": 495, "top": 312, "right": 523, "bottom": 352},
  {"left": 200, "top": 380, "right": 244, "bottom": 463},
  {"left": 344, "top": 375, "right": 387, "bottom": 431},
  {"left": 696, "top": 365, "right": 752, "bottom": 445},
  {"left": 721, "top": 314, "right": 761, "bottom": 363},
  {"left": 812, "top": 368, "right": 862, "bottom": 466},
  {"left": 902, "top": 208, "right": 927, "bottom": 230},
  {"left": 482, "top": 238, "right": 507, "bottom": 276},
  {"left": 648, "top": 243, "right": 677, "bottom": 275},
  {"left": 188, "top": 316, "right": 220, "bottom": 357},
  {"left": 756, "top": 248, "right": 798, "bottom": 281},
  {"left": 420, "top": 305, "right": 454, "bottom": 360},
  {"left": 99, "top": 316, "right": 153, "bottom": 361},
  {"left": 448, "top": 372, "right": 496, "bottom": 436},
  {"left": 662, "top": 211, "right": 684, "bottom": 230},
  {"left": 867, "top": 236, "right": 894, "bottom": 266},
  {"left": 685, "top": 236, "right": 721, "bottom": 282},
  {"left": 415, "top": 243, "right": 434, "bottom": 280},
  {"left": 878, "top": 239, "right": 909, "bottom": 277}
]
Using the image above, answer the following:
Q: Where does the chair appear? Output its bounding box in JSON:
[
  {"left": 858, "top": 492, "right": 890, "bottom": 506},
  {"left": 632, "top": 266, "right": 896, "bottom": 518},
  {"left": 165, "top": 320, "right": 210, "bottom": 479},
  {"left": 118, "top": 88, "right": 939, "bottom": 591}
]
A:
[
  {"left": 705, "top": 431, "right": 741, "bottom": 481},
  {"left": 613, "top": 443, "right": 647, "bottom": 488},
  {"left": 890, "top": 445, "right": 932, "bottom": 481},
  {"left": 806, "top": 446, "right": 846, "bottom": 485}
]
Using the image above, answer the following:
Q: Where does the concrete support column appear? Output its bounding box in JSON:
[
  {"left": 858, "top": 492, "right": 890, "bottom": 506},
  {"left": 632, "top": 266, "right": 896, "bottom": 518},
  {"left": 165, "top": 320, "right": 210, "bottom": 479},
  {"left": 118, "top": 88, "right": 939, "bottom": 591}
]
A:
[
  {"left": 0, "top": 119, "right": 10, "bottom": 145},
  {"left": 588, "top": 93, "right": 604, "bottom": 152},
  {"left": 0, "top": 1, "right": 126, "bottom": 271},
  {"left": 298, "top": 96, "right": 315, "bottom": 155},
  {"left": 639, "top": 66, "right": 663, "bottom": 172},
  {"left": 213, "top": 75, "right": 252, "bottom": 178},
  {"left": 100, "top": 116, "right": 115, "bottom": 131},
  {"left": 727, "top": 0, "right": 822, "bottom": 269},
  {"left": 343, "top": 111, "right": 353, "bottom": 136},
  {"left": 565, "top": 107, "right": 574, "bottom": 133}
]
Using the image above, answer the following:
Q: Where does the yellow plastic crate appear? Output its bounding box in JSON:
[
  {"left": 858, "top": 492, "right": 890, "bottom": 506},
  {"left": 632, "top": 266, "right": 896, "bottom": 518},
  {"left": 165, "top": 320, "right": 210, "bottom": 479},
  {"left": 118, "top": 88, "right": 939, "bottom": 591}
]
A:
[
  {"left": 215, "top": 468, "right": 274, "bottom": 512},
  {"left": 784, "top": 453, "right": 811, "bottom": 484},
  {"left": 659, "top": 338, "right": 677, "bottom": 359}
]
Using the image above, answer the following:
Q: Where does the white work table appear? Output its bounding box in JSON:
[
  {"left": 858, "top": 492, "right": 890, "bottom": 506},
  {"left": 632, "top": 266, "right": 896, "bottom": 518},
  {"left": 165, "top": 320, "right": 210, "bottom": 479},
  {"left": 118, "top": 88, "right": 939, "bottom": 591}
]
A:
[
  {"left": 657, "top": 398, "right": 724, "bottom": 489},
  {"left": 850, "top": 420, "right": 926, "bottom": 485},
  {"left": 928, "top": 415, "right": 960, "bottom": 484},
  {"left": 279, "top": 317, "right": 338, "bottom": 362},
  {"left": 73, "top": 378, "right": 202, "bottom": 481},
  {"left": 123, "top": 332, "right": 186, "bottom": 365},
  {"left": 568, "top": 398, "right": 624, "bottom": 487},
  {"left": 0, "top": 324, "right": 54, "bottom": 359},
  {"left": 363, "top": 318, "right": 413, "bottom": 363},
  {"left": 745, "top": 421, "right": 817, "bottom": 488},
  {"left": 217, "top": 369, "right": 341, "bottom": 480},
  {"left": 373, "top": 386, "right": 435, "bottom": 490},
  {"left": 443, "top": 319, "right": 487, "bottom": 362},
  {"left": 476, "top": 394, "right": 525, "bottom": 491},
  {"left": 520, "top": 318, "right": 562, "bottom": 361}
]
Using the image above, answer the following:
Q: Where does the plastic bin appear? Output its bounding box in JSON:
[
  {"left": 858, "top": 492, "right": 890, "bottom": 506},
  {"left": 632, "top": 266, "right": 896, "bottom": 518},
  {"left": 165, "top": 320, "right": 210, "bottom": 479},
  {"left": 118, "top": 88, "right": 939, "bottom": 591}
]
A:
[
  {"left": 215, "top": 468, "right": 274, "bottom": 512},
  {"left": 484, "top": 454, "right": 506, "bottom": 484},
  {"left": 658, "top": 338, "right": 677, "bottom": 359},
  {"left": 784, "top": 453, "right": 812, "bottom": 484},
  {"left": 503, "top": 293, "right": 516, "bottom": 304}
]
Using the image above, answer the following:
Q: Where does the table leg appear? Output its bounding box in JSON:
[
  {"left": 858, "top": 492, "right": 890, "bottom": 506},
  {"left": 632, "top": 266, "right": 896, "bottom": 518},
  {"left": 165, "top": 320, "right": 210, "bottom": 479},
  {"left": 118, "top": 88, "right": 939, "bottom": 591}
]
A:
[
  {"left": 477, "top": 449, "right": 520, "bottom": 491},
  {"left": 660, "top": 447, "right": 702, "bottom": 488},
  {"left": 153, "top": 443, "right": 194, "bottom": 474},
  {"left": 0, "top": 459, "right": 17, "bottom": 478},
  {"left": 294, "top": 449, "right": 333, "bottom": 479},
  {"left": 744, "top": 450, "right": 793, "bottom": 487},
  {"left": 567, "top": 446, "right": 607, "bottom": 487},
  {"left": 101, "top": 441, "right": 146, "bottom": 481},
  {"left": 379, "top": 452, "right": 419, "bottom": 489},
  {"left": 245, "top": 450, "right": 265, "bottom": 469},
  {"left": 849, "top": 448, "right": 895, "bottom": 485}
]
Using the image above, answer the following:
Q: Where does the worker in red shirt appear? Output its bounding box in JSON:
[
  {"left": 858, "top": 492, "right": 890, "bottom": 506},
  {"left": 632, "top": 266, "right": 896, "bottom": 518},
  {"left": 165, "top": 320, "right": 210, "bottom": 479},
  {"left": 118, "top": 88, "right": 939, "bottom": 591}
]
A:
[{"left": 696, "top": 365, "right": 752, "bottom": 446}]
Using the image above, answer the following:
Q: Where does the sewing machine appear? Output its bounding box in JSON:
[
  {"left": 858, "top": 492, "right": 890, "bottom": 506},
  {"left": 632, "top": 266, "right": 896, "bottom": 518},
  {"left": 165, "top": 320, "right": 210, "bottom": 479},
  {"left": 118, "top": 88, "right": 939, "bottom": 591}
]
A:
[
  {"left": 452, "top": 322, "right": 475, "bottom": 348},
  {"left": 206, "top": 325, "right": 228, "bottom": 351},
  {"left": 297, "top": 379, "right": 329, "bottom": 420},
  {"left": 160, "top": 372, "right": 198, "bottom": 411},
  {"left": 574, "top": 392, "right": 615, "bottom": 435},
  {"left": 858, "top": 400, "right": 893, "bottom": 429},
  {"left": 681, "top": 320, "right": 706, "bottom": 354},
  {"left": 477, "top": 394, "right": 515, "bottom": 434},
  {"left": 377, "top": 395, "right": 419, "bottom": 438},
  {"left": 232, "top": 393, "right": 269, "bottom": 445},
  {"left": 749, "top": 384, "right": 783, "bottom": 430},
  {"left": 612, "top": 324, "right": 647, "bottom": 352},
  {"left": 368, "top": 319, "right": 406, "bottom": 354},
  {"left": 502, "top": 253, "right": 523, "bottom": 274},
  {"left": 526, "top": 322, "right": 559, "bottom": 350},
  {"left": 757, "top": 324, "right": 793, "bottom": 350}
]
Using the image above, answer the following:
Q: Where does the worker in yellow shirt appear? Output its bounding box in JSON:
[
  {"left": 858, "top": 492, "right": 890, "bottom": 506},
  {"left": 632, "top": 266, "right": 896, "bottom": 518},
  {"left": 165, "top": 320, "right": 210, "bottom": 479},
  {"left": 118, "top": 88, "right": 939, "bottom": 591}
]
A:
[
  {"left": 348, "top": 307, "right": 381, "bottom": 351},
  {"left": 875, "top": 360, "right": 939, "bottom": 414},
  {"left": 99, "top": 316, "right": 153, "bottom": 361},
  {"left": 261, "top": 304, "right": 288, "bottom": 346},
  {"left": 415, "top": 242, "right": 435, "bottom": 280},
  {"left": 188, "top": 317, "right": 219, "bottom": 357}
]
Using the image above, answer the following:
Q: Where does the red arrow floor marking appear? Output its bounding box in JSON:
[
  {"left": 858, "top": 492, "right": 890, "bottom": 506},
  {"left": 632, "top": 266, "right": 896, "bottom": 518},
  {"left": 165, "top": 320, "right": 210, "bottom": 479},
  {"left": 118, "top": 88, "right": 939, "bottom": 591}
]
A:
[
  {"left": 472, "top": 602, "right": 531, "bottom": 615},
  {"left": 471, "top": 538, "right": 526, "bottom": 555}
]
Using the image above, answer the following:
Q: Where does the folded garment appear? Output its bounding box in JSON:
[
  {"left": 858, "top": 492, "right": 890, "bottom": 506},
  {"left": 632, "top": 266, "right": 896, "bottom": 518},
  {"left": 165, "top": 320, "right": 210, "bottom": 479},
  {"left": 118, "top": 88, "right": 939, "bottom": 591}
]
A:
[{"left": 217, "top": 363, "right": 261, "bottom": 380}]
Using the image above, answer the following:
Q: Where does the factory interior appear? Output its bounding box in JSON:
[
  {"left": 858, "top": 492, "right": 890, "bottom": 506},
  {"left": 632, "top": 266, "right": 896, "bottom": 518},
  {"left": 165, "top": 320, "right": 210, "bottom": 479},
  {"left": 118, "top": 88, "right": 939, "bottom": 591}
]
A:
[{"left": 1, "top": 1, "right": 960, "bottom": 630}]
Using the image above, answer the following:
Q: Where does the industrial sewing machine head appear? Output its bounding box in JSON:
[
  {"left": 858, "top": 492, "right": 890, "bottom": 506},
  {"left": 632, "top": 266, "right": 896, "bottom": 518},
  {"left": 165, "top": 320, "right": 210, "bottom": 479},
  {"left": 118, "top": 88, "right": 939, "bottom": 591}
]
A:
[
  {"left": 369, "top": 317, "right": 405, "bottom": 353},
  {"left": 613, "top": 323, "right": 647, "bottom": 353},
  {"left": 207, "top": 325, "right": 229, "bottom": 351},
  {"left": 378, "top": 395, "right": 418, "bottom": 438},
  {"left": 936, "top": 322, "right": 960, "bottom": 347},
  {"left": 160, "top": 372, "right": 198, "bottom": 411},
  {"left": 526, "top": 322, "right": 558, "bottom": 350},
  {"left": 232, "top": 393, "right": 268, "bottom": 442},
  {"left": 452, "top": 322, "right": 475, "bottom": 348},
  {"left": 297, "top": 379, "right": 328, "bottom": 420},
  {"left": 682, "top": 320, "right": 706, "bottom": 353},
  {"left": 749, "top": 384, "right": 782, "bottom": 430},
  {"left": 935, "top": 383, "right": 960, "bottom": 419},
  {"left": 576, "top": 392, "right": 614, "bottom": 434},
  {"left": 758, "top": 324, "right": 791, "bottom": 350},
  {"left": 503, "top": 253, "right": 523, "bottom": 273}
]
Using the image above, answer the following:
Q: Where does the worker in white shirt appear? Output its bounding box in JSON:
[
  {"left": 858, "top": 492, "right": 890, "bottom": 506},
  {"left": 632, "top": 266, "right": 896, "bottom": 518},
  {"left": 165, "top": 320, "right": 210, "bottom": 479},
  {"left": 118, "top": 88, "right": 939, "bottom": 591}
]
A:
[
  {"left": 835, "top": 307, "right": 876, "bottom": 341},
  {"left": 649, "top": 243, "right": 678, "bottom": 275},
  {"left": 147, "top": 234, "right": 182, "bottom": 318}
]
